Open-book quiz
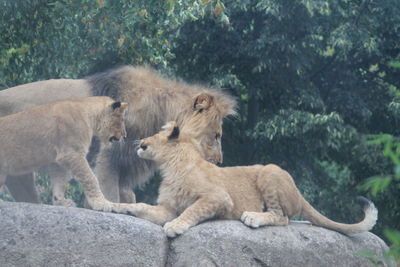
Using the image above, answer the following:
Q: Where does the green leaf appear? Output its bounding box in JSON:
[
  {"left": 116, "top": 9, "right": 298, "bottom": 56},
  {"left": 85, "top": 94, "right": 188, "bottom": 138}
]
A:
[
  {"left": 360, "top": 176, "right": 392, "bottom": 197},
  {"left": 388, "top": 61, "right": 400, "bottom": 69},
  {"left": 384, "top": 229, "right": 400, "bottom": 246}
]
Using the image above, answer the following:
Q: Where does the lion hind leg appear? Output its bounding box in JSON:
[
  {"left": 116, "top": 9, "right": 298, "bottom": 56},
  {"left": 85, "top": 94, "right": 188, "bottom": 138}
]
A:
[
  {"left": 241, "top": 187, "right": 288, "bottom": 228},
  {"left": 164, "top": 192, "right": 233, "bottom": 238},
  {"left": 5, "top": 173, "right": 40, "bottom": 203},
  {"left": 48, "top": 165, "right": 76, "bottom": 207}
]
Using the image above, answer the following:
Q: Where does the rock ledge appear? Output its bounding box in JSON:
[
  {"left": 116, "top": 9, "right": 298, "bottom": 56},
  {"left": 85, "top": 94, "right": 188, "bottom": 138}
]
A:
[{"left": 0, "top": 202, "right": 392, "bottom": 267}]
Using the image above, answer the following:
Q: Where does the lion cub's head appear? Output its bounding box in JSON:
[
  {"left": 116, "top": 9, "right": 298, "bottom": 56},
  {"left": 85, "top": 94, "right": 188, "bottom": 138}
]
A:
[
  {"left": 98, "top": 100, "right": 128, "bottom": 144},
  {"left": 137, "top": 121, "right": 182, "bottom": 161},
  {"left": 137, "top": 92, "right": 236, "bottom": 164}
]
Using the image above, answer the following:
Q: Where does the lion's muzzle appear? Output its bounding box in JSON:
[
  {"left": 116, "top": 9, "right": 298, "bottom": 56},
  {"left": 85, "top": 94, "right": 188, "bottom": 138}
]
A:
[{"left": 139, "top": 144, "right": 148, "bottom": 151}]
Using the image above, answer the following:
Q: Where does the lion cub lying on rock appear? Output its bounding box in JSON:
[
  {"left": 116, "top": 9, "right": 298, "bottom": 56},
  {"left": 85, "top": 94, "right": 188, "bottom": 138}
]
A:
[
  {"left": 0, "top": 97, "right": 127, "bottom": 211},
  {"left": 114, "top": 122, "right": 378, "bottom": 237}
]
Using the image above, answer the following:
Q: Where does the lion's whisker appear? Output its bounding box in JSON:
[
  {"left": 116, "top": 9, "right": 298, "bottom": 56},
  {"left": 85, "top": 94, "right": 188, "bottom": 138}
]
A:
[{"left": 133, "top": 139, "right": 141, "bottom": 145}]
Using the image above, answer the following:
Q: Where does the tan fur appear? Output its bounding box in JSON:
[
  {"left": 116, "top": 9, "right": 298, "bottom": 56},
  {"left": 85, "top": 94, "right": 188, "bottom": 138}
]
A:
[
  {"left": 114, "top": 121, "right": 378, "bottom": 237},
  {"left": 0, "top": 66, "right": 236, "bottom": 203},
  {"left": 0, "top": 97, "right": 128, "bottom": 211}
]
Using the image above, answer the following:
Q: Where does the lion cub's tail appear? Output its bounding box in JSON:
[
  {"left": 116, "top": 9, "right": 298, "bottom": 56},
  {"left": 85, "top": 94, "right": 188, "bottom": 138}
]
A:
[{"left": 300, "top": 196, "right": 378, "bottom": 235}]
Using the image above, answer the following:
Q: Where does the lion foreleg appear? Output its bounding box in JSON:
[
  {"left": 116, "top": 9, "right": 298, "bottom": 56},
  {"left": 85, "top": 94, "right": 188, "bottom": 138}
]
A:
[
  {"left": 113, "top": 203, "right": 175, "bottom": 225},
  {"left": 164, "top": 192, "right": 233, "bottom": 238},
  {"left": 57, "top": 153, "right": 113, "bottom": 212}
]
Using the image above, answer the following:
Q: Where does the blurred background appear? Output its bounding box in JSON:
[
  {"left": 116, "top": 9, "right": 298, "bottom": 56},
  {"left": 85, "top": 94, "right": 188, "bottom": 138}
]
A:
[{"left": 1, "top": 0, "right": 399, "bottom": 250}]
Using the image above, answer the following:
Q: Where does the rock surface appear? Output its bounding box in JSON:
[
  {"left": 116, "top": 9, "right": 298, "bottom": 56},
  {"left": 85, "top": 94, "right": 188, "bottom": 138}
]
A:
[
  {"left": 0, "top": 202, "right": 168, "bottom": 267},
  {"left": 167, "top": 220, "right": 391, "bottom": 267},
  {"left": 0, "top": 202, "right": 393, "bottom": 267}
]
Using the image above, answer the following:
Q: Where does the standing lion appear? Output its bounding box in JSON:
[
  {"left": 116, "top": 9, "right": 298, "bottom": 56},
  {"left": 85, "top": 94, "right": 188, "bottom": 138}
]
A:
[
  {"left": 0, "top": 97, "right": 128, "bottom": 211},
  {"left": 0, "top": 66, "right": 236, "bottom": 204}
]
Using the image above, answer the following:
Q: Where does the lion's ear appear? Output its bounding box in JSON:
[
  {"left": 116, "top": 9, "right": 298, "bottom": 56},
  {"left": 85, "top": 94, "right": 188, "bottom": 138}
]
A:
[
  {"left": 112, "top": 101, "right": 122, "bottom": 110},
  {"left": 193, "top": 93, "right": 214, "bottom": 112},
  {"left": 168, "top": 126, "right": 180, "bottom": 140},
  {"left": 112, "top": 101, "right": 128, "bottom": 112}
]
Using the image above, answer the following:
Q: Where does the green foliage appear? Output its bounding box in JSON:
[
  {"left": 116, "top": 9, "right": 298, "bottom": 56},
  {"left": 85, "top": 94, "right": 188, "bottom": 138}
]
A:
[
  {"left": 0, "top": 191, "right": 14, "bottom": 202},
  {"left": 35, "top": 171, "right": 52, "bottom": 205},
  {"left": 389, "top": 61, "right": 400, "bottom": 69},
  {"left": 360, "top": 176, "right": 393, "bottom": 197},
  {"left": 360, "top": 134, "right": 400, "bottom": 261},
  {"left": 385, "top": 229, "right": 400, "bottom": 260},
  {"left": 0, "top": 0, "right": 216, "bottom": 87},
  {"left": 65, "top": 180, "right": 85, "bottom": 208},
  {"left": 31, "top": 173, "right": 84, "bottom": 207}
]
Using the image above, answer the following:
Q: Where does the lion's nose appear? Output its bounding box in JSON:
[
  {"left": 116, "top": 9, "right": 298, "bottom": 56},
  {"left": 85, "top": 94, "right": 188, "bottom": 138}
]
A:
[{"left": 140, "top": 144, "right": 148, "bottom": 151}]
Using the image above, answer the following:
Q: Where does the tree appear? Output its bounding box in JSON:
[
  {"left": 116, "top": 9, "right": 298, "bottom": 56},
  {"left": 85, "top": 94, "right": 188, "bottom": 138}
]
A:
[{"left": 0, "top": 0, "right": 215, "bottom": 86}]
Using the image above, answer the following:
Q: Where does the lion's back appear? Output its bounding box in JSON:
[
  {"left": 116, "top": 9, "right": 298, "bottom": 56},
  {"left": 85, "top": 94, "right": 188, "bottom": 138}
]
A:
[
  {"left": 0, "top": 97, "right": 113, "bottom": 175},
  {"left": 0, "top": 79, "right": 92, "bottom": 116}
]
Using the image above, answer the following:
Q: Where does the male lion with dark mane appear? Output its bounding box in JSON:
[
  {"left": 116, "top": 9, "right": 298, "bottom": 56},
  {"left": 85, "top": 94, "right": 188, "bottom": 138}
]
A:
[
  {"left": 114, "top": 121, "right": 378, "bottom": 238},
  {"left": 0, "top": 66, "right": 236, "bottom": 204},
  {"left": 0, "top": 97, "right": 127, "bottom": 211}
]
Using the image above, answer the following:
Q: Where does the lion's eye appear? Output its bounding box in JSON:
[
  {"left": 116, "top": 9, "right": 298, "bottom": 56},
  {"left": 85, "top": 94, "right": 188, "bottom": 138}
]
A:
[{"left": 215, "top": 133, "right": 221, "bottom": 140}]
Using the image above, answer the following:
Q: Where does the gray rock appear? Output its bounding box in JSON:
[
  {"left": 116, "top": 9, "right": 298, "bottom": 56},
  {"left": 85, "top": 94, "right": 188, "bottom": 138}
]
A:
[
  {"left": 167, "top": 220, "right": 392, "bottom": 267},
  {"left": 0, "top": 202, "right": 168, "bottom": 267},
  {"left": 0, "top": 202, "right": 393, "bottom": 267}
]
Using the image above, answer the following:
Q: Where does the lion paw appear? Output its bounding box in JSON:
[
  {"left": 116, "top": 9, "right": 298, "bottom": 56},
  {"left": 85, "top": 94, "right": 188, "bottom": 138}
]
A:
[
  {"left": 241, "top": 211, "right": 265, "bottom": 228},
  {"left": 89, "top": 198, "right": 113, "bottom": 212},
  {"left": 112, "top": 203, "right": 142, "bottom": 216},
  {"left": 163, "top": 219, "right": 190, "bottom": 238}
]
